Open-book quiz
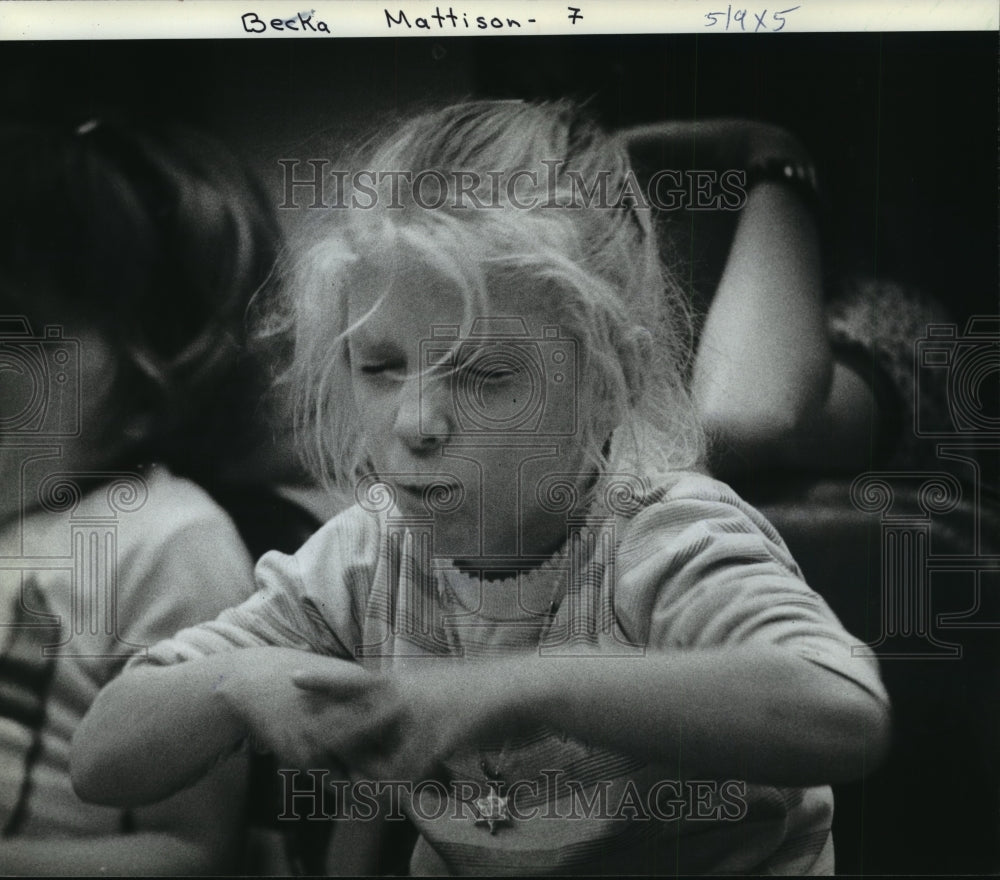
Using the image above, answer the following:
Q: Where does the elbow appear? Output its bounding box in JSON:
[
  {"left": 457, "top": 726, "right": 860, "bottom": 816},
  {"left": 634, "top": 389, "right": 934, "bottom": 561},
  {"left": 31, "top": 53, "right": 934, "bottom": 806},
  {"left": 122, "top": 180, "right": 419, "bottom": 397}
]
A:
[
  {"left": 773, "top": 650, "right": 893, "bottom": 786},
  {"left": 699, "top": 402, "right": 800, "bottom": 478},
  {"left": 696, "top": 374, "right": 821, "bottom": 447},
  {"left": 822, "top": 689, "right": 893, "bottom": 785},
  {"left": 695, "top": 353, "right": 832, "bottom": 461},
  {"left": 854, "top": 691, "right": 893, "bottom": 774},
  {"left": 70, "top": 722, "right": 115, "bottom": 806},
  {"left": 71, "top": 689, "right": 140, "bottom": 807}
]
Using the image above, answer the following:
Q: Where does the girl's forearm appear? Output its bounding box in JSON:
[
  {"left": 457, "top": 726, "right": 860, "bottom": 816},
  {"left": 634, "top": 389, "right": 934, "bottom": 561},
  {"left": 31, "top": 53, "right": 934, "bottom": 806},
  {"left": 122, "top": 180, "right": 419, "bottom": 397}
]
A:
[
  {"left": 72, "top": 652, "right": 248, "bottom": 808},
  {"left": 693, "top": 182, "right": 832, "bottom": 471},
  {"left": 485, "top": 644, "right": 889, "bottom": 787}
]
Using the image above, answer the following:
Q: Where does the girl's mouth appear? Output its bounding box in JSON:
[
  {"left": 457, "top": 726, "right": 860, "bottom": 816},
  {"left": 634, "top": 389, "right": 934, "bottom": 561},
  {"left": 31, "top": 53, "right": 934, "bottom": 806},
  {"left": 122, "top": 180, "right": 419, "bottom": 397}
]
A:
[{"left": 395, "top": 479, "right": 463, "bottom": 497}]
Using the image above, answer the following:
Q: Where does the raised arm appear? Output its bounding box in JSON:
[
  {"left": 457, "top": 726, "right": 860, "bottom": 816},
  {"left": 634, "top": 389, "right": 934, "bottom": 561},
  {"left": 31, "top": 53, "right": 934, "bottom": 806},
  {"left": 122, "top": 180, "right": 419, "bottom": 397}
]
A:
[
  {"left": 695, "top": 169, "right": 880, "bottom": 475},
  {"left": 694, "top": 178, "right": 830, "bottom": 470},
  {"left": 628, "top": 119, "right": 881, "bottom": 477}
]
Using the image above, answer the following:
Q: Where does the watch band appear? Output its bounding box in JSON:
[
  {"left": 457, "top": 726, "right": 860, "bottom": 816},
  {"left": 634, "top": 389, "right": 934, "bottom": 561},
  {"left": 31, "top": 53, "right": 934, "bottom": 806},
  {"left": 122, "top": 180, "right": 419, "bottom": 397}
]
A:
[{"left": 743, "top": 156, "right": 822, "bottom": 212}]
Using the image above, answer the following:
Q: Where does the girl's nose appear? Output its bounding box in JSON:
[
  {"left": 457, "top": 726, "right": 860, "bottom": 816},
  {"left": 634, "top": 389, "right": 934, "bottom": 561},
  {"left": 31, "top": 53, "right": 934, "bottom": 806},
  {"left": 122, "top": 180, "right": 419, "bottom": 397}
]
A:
[{"left": 394, "top": 376, "right": 451, "bottom": 453}]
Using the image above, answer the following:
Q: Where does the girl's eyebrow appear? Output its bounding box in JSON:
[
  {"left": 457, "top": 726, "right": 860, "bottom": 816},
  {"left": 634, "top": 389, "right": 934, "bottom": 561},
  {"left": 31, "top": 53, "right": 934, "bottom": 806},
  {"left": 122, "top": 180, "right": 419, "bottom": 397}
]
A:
[
  {"left": 347, "top": 337, "right": 404, "bottom": 364},
  {"left": 346, "top": 324, "right": 389, "bottom": 350},
  {"left": 352, "top": 342, "right": 402, "bottom": 361}
]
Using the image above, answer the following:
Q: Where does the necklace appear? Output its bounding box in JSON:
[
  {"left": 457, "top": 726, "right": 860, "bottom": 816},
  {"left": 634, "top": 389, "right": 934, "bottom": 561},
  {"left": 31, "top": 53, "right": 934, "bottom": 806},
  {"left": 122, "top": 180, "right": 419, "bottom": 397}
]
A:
[
  {"left": 434, "top": 550, "right": 568, "bottom": 832},
  {"left": 474, "top": 751, "right": 510, "bottom": 834},
  {"left": 470, "top": 588, "right": 564, "bottom": 834}
]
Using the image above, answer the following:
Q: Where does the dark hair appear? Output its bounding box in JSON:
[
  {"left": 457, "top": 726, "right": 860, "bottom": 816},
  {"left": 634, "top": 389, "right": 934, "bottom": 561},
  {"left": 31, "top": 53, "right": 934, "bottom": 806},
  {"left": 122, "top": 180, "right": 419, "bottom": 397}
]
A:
[{"left": 0, "top": 112, "right": 280, "bottom": 481}]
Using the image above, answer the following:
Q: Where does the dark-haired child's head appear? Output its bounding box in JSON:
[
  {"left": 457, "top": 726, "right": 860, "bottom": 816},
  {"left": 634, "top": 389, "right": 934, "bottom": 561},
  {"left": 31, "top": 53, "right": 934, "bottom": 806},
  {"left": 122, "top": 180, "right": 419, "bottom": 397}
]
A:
[{"left": 0, "top": 114, "right": 280, "bottom": 493}]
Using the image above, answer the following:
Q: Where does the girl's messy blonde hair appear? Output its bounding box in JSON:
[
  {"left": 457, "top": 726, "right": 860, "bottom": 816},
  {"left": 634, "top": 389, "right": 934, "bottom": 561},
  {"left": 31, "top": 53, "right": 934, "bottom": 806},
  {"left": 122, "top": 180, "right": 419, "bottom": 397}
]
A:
[{"left": 266, "top": 99, "right": 705, "bottom": 489}]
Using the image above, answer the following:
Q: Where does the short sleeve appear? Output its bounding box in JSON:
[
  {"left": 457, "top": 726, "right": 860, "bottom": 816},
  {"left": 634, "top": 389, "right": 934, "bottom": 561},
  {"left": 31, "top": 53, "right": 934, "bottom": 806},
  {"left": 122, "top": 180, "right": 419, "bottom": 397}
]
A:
[
  {"left": 131, "top": 504, "right": 380, "bottom": 668},
  {"left": 614, "top": 476, "right": 888, "bottom": 705}
]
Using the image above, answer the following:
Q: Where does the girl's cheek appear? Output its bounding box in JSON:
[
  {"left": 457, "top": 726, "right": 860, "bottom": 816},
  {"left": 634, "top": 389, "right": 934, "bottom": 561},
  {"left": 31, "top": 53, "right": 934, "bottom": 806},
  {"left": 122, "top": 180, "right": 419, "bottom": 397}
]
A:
[{"left": 357, "top": 384, "right": 398, "bottom": 433}]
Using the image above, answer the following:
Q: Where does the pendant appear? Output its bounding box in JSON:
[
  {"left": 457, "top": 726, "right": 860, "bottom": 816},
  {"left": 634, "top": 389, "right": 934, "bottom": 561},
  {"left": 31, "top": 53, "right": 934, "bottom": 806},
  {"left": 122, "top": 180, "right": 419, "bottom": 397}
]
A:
[{"left": 473, "top": 780, "right": 510, "bottom": 834}]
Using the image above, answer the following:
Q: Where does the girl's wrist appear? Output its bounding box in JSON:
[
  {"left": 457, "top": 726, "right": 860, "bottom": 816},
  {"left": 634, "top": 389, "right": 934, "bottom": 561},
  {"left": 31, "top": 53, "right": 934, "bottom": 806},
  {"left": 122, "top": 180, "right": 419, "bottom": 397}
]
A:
[
  {"left": 440, "top": 656, "right": 545, "bottom": 741},
  {"left": 489, "top": 653, "right": 571, "bottom": 732},
  {"left": 206, "top": 651, "right": 267, "bottom": 745},
  {"left": 740, "top": 124, "right": 822, "bottom": 218},
  {"left": 743, "top": 157, "right": 821, "bottom": 214}
]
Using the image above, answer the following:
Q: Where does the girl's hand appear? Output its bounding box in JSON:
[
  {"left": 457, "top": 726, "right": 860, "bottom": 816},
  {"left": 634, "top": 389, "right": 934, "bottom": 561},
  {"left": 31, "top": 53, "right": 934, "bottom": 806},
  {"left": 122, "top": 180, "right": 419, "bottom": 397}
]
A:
[
  {"left": 292, "top": 658, "right": 514, "bottom": 783},
  {"left": 213, "top": 647, "right": 366, "bottom": 775}
]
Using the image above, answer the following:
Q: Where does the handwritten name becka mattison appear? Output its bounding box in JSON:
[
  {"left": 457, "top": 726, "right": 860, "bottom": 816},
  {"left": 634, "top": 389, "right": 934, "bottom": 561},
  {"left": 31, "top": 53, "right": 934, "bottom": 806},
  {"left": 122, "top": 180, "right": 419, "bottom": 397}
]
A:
[
  {"left": 242, "top": 10, "right": 331, "bottom": 33},
  {"left": 385, "top": 6, "right": 538, "bottom": 29}
]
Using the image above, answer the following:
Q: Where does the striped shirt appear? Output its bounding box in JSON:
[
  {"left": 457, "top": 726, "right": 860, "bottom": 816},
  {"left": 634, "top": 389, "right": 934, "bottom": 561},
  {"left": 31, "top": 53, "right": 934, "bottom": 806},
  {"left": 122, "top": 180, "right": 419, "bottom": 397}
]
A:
[
  {"left": 139, "top": 470, "right": 887, "bottom": 875},
  {"left": 0, "top": 466, "right": 254, "bottom": 839}
]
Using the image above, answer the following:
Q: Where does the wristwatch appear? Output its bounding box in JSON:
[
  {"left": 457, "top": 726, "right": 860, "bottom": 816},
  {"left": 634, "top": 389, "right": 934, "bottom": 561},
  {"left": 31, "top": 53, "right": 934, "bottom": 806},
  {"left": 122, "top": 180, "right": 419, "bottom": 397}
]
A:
[{"left": 743, "top": 156, "right": 822, "bottom": 212}]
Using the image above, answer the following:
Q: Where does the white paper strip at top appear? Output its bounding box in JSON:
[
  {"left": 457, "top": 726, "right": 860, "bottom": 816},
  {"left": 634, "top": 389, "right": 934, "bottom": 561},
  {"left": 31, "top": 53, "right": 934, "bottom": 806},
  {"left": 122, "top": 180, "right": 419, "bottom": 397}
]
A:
[{"left": 0, "top": 0, "right": 997, "bottom": 41}]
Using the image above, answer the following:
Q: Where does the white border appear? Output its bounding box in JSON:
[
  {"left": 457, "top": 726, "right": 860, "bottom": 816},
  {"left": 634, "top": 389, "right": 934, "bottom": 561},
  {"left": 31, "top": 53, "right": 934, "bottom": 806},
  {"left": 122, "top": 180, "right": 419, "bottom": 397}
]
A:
[{"left": 0, "top": 0, "right": 997, "bottom": 41}]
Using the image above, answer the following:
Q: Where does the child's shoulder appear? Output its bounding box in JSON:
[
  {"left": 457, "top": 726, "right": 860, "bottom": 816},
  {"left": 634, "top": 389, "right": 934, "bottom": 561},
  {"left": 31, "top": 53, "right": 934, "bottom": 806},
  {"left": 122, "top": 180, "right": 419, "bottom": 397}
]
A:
[
  {"left": 88, "top": 466, "right": 244, "bottom": 550},
  {"left": 285, "top": 500, "right": 384, "bottom": 578},
  {"left": 611, "top": 468, "right": 803, "bottom": 583},
  {"left": 611, "top": 470, "right": 814, "bottom": 647},
  {"left": 101, "top": 466, "right": 254, "bottom": 576},
  {"left": 626, "top": 469, "right": 790, "bottom": 546},
  {"left": 10, "top": 464, "right": 240, "bottom": 552}
]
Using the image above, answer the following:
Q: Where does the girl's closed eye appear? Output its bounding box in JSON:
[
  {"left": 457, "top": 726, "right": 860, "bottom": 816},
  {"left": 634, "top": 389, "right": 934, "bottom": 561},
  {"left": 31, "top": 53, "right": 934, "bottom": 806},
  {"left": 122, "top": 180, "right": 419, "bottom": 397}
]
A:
[
  {"left": 458, "top": 349, "right": 524, "bottom": 386},
  {"left": 351, "top": 339, "right": 409, "bottom": 381},
  {"left": 359, "top": 358, "right": 406, "bottom": 378}
]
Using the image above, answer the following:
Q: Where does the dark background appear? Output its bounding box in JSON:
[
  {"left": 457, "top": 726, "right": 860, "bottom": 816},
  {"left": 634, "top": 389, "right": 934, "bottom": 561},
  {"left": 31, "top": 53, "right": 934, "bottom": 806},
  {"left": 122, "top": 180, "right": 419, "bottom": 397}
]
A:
[{"left": 1, "top": 32, "right": 997, "bottom": 321}]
